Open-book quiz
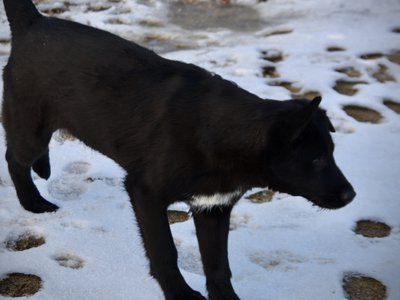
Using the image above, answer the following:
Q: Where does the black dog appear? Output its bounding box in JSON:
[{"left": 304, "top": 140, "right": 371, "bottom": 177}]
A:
[{"left": 2, "top": 1, "right": 355, "bottom": 299}]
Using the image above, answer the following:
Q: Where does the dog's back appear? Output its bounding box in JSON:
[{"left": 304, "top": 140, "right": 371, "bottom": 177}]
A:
[{"left": 3, "top": 0, "right": 217, "bottom": 168}]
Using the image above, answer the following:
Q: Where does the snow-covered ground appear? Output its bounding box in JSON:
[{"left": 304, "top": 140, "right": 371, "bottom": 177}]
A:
[{"left": 1, "top": 0, "right": 400, "bottom": 299}]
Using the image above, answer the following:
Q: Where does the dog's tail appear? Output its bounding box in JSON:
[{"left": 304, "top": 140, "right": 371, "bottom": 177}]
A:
[{"left": 3, "top": 0, "right": 42, "bottom": 35}]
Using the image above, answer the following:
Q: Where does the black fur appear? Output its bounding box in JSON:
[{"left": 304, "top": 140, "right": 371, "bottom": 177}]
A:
[{"left": 2, "top": 1, "right": 355, "bottom": 299}]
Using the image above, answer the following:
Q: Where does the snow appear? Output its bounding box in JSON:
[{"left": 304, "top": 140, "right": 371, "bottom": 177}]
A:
[{"left": 0, "top": 0, "right": 400, "bottom": 299}]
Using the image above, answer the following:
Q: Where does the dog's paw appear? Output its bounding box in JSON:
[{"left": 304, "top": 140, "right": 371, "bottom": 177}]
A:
[{"left": 23, "top": 196, "right": 59, "bottom": 213}]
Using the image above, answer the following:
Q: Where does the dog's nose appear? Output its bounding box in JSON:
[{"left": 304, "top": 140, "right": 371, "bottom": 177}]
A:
[{"left": 340, "top": 189, "right": 356, "bottom": 204}]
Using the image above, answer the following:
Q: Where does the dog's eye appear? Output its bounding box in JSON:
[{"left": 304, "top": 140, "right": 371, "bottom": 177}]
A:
[{"left": 312, "top": 157, "right": 326, "bottom": 170}]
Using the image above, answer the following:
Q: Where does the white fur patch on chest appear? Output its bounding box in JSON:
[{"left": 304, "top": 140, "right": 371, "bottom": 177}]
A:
[{"left": 190, "top": 190, "right": 243, "bottom": 211}]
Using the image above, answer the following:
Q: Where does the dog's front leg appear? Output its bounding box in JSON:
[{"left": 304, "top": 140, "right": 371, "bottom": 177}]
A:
[
  {"left": 193, "top": 206, "right": 240, "bottom": 300},
  {"left": 125, "top": 181, "right": 205, "bottom": 300}
]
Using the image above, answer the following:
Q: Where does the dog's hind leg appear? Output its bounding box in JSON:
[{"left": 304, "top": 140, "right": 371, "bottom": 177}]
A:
[
  {"left": 5, "top": 143, "right": 58, "bottom": 213},
  {"left": 6, "top": 146, "right": 58, "bottom": 213},
  {"left": 32, "top": 149, "right": 51, "bottom": 180},
  {"left": 3, "top": 93, "right": 58, "bottom": 213}
]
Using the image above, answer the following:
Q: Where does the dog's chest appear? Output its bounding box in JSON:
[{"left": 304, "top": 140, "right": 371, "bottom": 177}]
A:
[{"left": 190, "top": 190, "right": 243, "bottom": 210}]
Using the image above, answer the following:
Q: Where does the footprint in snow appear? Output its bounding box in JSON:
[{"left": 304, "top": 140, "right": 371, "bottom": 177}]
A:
[
  {"left": 48, "top": 161, "right": 91, "bottom": 201},
  {"left": 175, "top": 243, "right": 204, "bottom": 275},
  {"left": 250, "top": 250, "right": 307, "bottom": 272},
  {"left": 60, "top": 220, "right": 107, "bottom": 234},
  {"left": 54, "top": 251, "right": 85, "bottom": 269},
  {"left": 63, "top": 161, "right": 91, "bottom": 175},
  {"left": 4, "top": 230, "right": 46, "bottom": 251},
  {"left": 229, "top": 212, "right": 251, "bottom": 231},
  {"left": 250, "top": 250, "right": 335, "bottom": 272},
  {"left": 48, "top": 175, "right": 88, "bottom": 201}
]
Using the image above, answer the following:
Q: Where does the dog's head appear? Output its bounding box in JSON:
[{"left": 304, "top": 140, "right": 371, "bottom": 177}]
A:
[{"left": 265, "top": 97, "right": 356, "bottom": 209}]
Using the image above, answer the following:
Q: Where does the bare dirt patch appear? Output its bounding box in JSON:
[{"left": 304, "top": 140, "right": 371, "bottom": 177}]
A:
[
  {"left": 168, "top": 210, "right": 190, "bottom": 224},
  {"left": 86, "top": 5, "right": 111, "bottom": 12},
  {"left": 39, "top": 2, "right": 69, "bottom": 16},
  {"left": 246, "top": 190, "right": 275, "bottom": 203},
  {"left": 343, "top": 274, "right": 387, "bottom": 300},
  {"left": 343, "top": 105, "right": 382, "bottom": 123},
  {"left": 139, "top": 19, "right": 165, "bottom": 28},
  {"left": 0, "top": 273, "right": 42, "bottom": 297},
  {"left": 354, "top": 220, "right": 391, "bottom": 238},
  {"left": 359, "top": 53, "right": 385, "bottom": 60},
  {"left": 387, "top": 50, "right": 400, "bottom": 65},
  {"left": 326, "top": 46, "right": 346, "bottom": 52},
  {"left": 333, "top": 80, "right": 367, "bottom": 96},
  {"left": 371, "top": 64, "right": 396, "bottom": 83},
  {"left": 335, "top": 67, "right": 362, "bottom": 78},
  {"left": 262, "top": 65, "right": 280, "bottom": 78},
  {"left": 261, "top": 49, "right": 284, "bottom": 63},
  {"left": 5, "top": 233, "right": 45, "bottom": 251},
  {"left": 269, "top": 81, "right": 301, "bottom": 93},
  {"left": 262, "top": 28, "right": 293, "bottom": 37},
  {"left": 54, "top": 129, "right": 76, "bottom": 142},
  {"left": 292, "top": 90, "right": 321, "bottom": 100},
  {"left": 168, "top": 1, "right": 263, "bottom": 32},
  {"left": 106, "top": 18, "right": 130, "bottom": 25},
  {"left": 383, "top": 99, "right": 400, "bottom": 113},
  {"left": 0, "top": 38, "right": 10, "bottom": 45}
]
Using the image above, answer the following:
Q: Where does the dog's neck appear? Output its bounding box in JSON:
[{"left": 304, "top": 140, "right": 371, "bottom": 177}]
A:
[{"left": 196, "top": 92, "right": 291, "bottom": 189}]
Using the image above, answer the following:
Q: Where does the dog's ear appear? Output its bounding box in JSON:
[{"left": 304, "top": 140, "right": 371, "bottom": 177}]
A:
[
  {"left": 287, "top": 96, "right": 321, "bottom": 144},
  {"left": 327, "top": 118, "right": 336, "bottom": 132}
]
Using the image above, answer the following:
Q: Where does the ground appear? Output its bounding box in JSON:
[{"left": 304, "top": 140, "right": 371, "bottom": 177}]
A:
[{"left": 0, "top": 0, "right": 399, "bottom": 299}]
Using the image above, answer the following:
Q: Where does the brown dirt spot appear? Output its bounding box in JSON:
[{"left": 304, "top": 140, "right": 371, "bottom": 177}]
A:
[
  {"left": 343, "top": 105, "right": 382, "bottom": 123},
  {"left": 269, "top": 81, "right": 301, "bottom": 93},
  {"left": 354, "top": 220, "right": 391, "bottom": 238},
  {"left": 262, "top": 66, "right": 280, "bottom": 78},
  {"left": 168, "top": 1, "right": 262, "bottom": 32},
  {"left": 261, "top": 49, "right": 284, "bottom": 63},
  {"left": 106, "top": 18, "right": 130, "bottom": 25},
  {"left": 343, "top": 274, "right": 387, "bottom": 300},
  {"left": 264, "top": 29, "right": 293, "bottom": 37},
  {"left": 333, "top": 80, "right": 367, "bottom": 96},
  {"left": 139, "top": 19, "right": 165, "bottom": 27},
  {"left": 335, "top": 67, "right": 362, "bottom": 78},
  {"left": 326, "top": 46, "right": 346, "bottom": 52},
  {"left": 40, "top": 4, "right": 69, "bottom": 15},
  {"left": 0, "top": 38, "right": 10, "bottom": 45},
  {"left": 54, "top": 129, "right": 76, "bottom": 142},
  {"left": 0, "top": 273, "right": 42, "bottom": 297},
  {"left": 246, "top": 190, "right": 275, "bottom": 203},
  {"left": 144, "top": 33, "right": 175, "bottom": 43},
  {"left": 293, "top": 90, "right": 321, "bottom": 100},
  {"left": 86, "top": 5, "right": 111, "bottom": 12},
  {"left": 5, "top": 233, "right": 45, "bottom": 251},
  {"left": 359, "top": 53, "right": 384, "bottom": 60},
  {"left": 168, "top": 210, "right": 190, "bottom": 224},
  {"left": 387, "top": 50, "right": 400, "bottom": 65},
  {"left": 383, "top": 99, "right": 400, "bottom": 113},
  {"left": 371, "top": 64, "right": 396, "bottom": 83}
]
